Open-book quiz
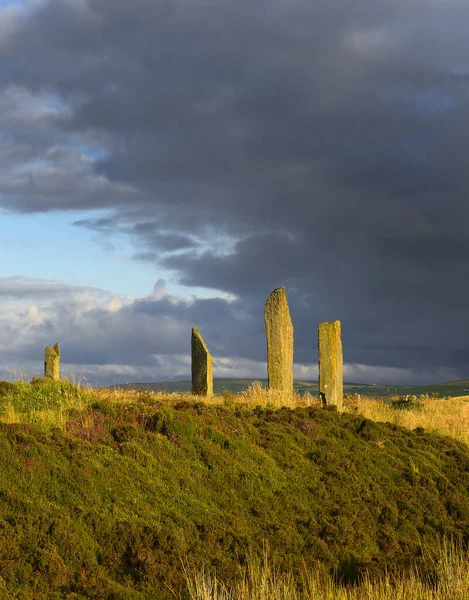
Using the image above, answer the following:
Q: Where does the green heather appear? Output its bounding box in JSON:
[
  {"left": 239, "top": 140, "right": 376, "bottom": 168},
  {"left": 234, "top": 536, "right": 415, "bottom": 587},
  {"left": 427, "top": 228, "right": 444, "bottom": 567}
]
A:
[{"left": 1, "top": 380, "right": 469, "bottom": 597}]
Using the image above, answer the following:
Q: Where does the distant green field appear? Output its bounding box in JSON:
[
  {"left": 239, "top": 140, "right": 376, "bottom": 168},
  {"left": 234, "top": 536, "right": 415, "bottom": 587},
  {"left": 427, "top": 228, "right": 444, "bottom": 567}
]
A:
[{"left": 110, "top": 378, "right": 469, "bottom": 398}]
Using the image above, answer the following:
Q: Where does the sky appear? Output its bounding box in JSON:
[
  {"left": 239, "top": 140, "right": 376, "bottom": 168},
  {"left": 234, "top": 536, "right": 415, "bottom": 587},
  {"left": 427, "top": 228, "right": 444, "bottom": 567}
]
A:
[{"left": 1, "top": 0, "right": 469, "bottom": 386}]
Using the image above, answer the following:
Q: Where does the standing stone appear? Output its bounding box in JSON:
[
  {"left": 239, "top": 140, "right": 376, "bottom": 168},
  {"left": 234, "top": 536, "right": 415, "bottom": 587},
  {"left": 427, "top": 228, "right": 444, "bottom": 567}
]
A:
[
  {"left": 191, "top": 327, "right": 213, "bottom": 396},
  {"left": 318, "top": 321, "right": 343, "bottom": 410},
  {"left": 264, "top": 286, "right": 294, "bottom": 392},
  {"left": 44, "top": 342, "right": 60, "bottom": 381}
]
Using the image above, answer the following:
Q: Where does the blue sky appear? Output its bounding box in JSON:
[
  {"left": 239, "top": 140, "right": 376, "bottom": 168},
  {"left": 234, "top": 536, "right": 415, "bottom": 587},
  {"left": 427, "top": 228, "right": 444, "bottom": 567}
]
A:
[{"left": 1, "top": 210, "right": 223, "bottom": 299}]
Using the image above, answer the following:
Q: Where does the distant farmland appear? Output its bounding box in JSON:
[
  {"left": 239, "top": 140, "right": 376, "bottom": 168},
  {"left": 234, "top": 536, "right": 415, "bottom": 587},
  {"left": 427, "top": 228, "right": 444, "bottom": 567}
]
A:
[{"left": 110, "top": 378, "right": 469, "bottom": 398}]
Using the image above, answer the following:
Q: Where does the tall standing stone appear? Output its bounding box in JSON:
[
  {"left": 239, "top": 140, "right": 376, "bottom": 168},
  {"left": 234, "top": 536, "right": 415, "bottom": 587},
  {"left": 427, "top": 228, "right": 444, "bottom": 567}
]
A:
[
  {"left": 191, "top": 327, "right": 213, "bottom": 396},
  {"left": 264, "top": 286, "right": 294, "bottom": 392},
  {"left": 318, "top": 321, "right": 343, "bottom": 410},
  {"left": 44, "top": 342, "right": 60, "bottom": 381}
]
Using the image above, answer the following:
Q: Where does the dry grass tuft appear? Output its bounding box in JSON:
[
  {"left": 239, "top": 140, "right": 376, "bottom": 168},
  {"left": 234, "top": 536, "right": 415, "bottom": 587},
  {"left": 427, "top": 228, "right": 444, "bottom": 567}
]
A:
[
  {"left": 239, "top": 380, "right": 319, "bottom": 409},
  {"left": 185, "top": 540, "right": 469, "bottom": 600},
  {"left": 95, "top": 380, "right": 320, "bottom": 411},
  {"left": 345, "top": 394, "right": 469, "bottom": 445}
]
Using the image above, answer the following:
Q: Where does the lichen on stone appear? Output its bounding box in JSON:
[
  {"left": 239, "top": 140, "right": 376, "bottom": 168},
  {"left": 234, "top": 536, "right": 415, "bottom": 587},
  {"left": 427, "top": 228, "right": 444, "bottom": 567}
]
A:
[
  {"left": 44, "top": 342, "right": 60, "bottom": 381},
  {"left": 191, "top": 327, "right": 213, "bottom": 396},
  {"left": 264, "top": 286, "right": 294, "bottom": 393},
  {"left": 318, "top": 321, "right": 343, "bottom": 410}
]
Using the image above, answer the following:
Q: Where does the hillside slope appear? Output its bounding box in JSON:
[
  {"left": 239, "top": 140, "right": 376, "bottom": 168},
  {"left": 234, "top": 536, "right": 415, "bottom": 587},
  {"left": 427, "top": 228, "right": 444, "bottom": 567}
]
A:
[{"left": 1, "top": 397, "right": 469, "bottom": 598}]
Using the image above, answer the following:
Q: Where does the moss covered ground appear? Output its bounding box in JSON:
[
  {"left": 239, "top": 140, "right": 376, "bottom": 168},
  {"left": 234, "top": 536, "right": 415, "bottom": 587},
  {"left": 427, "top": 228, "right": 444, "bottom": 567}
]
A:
[{"left": 0, "top": 382, "right": 469, "bottom": 597}]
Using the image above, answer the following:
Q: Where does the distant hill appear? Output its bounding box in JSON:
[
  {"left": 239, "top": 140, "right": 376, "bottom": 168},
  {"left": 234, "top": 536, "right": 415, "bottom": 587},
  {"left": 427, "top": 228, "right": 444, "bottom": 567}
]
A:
[
  {"left": 109, "top": 378, "right": 373, "bottom": 396},
  {"left": 109, "top": 378, "right": 469, "bottom": 398}
]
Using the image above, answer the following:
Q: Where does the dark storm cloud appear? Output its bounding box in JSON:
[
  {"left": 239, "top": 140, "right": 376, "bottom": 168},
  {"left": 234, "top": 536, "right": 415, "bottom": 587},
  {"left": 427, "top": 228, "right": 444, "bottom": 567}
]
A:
[
  {"left": 73, "top": 215, "right": 119, "bottom": 231},
  {"left": 162, "top": 232, "right": 307, "bottom": 293},
  {"left": 2, "top": 0, "right": 469, "bottom": 380},
  {"left": 133, "top": 292, "right": 265, "bottom": 362},
  {"left": 130, "top": 225, "right": 198, "bottom": 252}
]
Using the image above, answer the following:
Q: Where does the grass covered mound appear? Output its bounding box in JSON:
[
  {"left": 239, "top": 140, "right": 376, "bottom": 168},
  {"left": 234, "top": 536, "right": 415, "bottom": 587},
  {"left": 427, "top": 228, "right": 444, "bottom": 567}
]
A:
[{"left": 1, "top": 390, "right": 469, "bottom": 598}]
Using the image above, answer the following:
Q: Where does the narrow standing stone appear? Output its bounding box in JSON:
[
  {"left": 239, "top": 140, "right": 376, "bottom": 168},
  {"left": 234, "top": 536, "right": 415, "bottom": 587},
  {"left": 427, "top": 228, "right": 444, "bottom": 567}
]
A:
[
  {"left": 264, "top": 286, "right": 294, "bottom": 392},
  {"left": 44, "top": 342, "right": 60, "bottom": 381},
  {"left": 318, "top": 321, "right": 343, "bottom": 410},
  {"left": 191, "top": 327, "right": 213, "bottom": 396}
]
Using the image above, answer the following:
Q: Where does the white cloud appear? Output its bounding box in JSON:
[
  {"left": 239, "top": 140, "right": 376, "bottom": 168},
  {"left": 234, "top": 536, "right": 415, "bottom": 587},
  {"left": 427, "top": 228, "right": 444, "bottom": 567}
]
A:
[
  {"left": 0, "top": 279, "right": 463, "bottom": 387},
  {"left": 152, "top": 278, "right": 166, "bottom": 300},
  {"left": 26, "top": 304, "right": 42, "bottom": 324},
  {"left": 0, "top": 275, "right": 106, "bottom": 299},
  {"left": 105, "top": 296, "right": 122, "bottom": 312}
]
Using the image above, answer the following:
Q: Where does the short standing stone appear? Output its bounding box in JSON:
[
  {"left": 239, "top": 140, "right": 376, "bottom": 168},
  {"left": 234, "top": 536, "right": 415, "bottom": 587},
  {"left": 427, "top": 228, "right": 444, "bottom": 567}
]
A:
[
  {"left": 44, "top": 342, "right": 60, "bottom": 381},
  {"left": 318, "top": 321, "right": 343, "bottom": 410},
  {"left": 191, "top": 327, "right": 213, "bottom": 396},
  {"left": 264, "top": 286, "right": 294, "bottom": 392}
]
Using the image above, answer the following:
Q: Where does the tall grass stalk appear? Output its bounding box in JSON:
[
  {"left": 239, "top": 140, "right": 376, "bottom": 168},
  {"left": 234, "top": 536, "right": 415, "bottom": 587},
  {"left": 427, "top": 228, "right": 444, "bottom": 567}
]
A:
[
  {"left": 0, "top": 378, "right": 95, "bottom": 430},
  {"left": 240, "top": 381, "right": 318, "bottom": 409},
  {"left": 346, "top": 394, "right": 469, "bottom": 444},
  {"left": 185, "top": 540, "right": 469, "bottom": 600}
]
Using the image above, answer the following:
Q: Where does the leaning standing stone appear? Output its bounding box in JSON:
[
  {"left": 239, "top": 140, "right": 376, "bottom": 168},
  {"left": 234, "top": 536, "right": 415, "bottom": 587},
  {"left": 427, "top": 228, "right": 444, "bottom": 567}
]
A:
[
  {"left": 264, "top": 286, "right": 294, "bottom": 392},
  {"left": 318, "top": 321, "right": 343, "bottom": 410},
  {"left": 44, "top": 342, "right": 60, "bottom": 381},
  {"left": 191, "top": 327, "right": 213, "bottom": 396}
]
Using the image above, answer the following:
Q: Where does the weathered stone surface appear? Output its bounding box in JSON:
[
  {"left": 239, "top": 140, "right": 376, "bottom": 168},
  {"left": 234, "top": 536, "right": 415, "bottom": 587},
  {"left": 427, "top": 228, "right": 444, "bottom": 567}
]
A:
[
  {"left": 318, "top": 321, "right": 343, "bottom": 410},
  {"left": 264, "top": 286, "right": 294, "bottom": 392},
  {"left": 191, "top": 327, "right": 213, "bottom": 396},
  {"left": 44, "top": 342, "right": 60, "bottom": 381}
]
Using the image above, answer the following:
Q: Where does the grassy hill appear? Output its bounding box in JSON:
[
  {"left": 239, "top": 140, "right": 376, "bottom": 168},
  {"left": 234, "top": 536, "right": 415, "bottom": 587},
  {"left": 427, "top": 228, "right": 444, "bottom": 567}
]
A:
[
  {"left": 1, "top": 381, "right": 469, "bottom": 597},
  {"left": 111, "top": 377, "right": 469, "bottom": 398}
]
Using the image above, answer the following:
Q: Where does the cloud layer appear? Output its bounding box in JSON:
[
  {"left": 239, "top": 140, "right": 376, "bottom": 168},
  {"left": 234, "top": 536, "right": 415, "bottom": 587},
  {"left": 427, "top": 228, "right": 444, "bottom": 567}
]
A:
[
  {"left": 2, "top": 0, "right": 469, "bottom": 383},
  {"left": 1, "top": 278, "right": 456, "bottom": 386}
]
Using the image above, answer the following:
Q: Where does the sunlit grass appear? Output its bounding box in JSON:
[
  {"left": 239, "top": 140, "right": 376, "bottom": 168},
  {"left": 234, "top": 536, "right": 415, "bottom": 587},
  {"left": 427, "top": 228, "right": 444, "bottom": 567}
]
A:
[
  {"left": 0, "top": 378, "right": 95, "bottom": 431},
  {"left": 240, "top": 380, "right": 319, "bottom": 408},
  {"left": 345, "top": 393, "right": 469, "bottom": 445},
  {"left": 92, "top": 379, "right": 318, "bottom": 410},
  {"left": 0, "top": 378, "right": 317, "bottom": 433},
  {"left": 2, "top": 376, "right": 469, "bottom": 597},
  {"left": 186, "top": 539, "right": 469, "bottom": 600},
  {"left": 3, "top": 377, "right": 469, "bottom": 444},
  {"left": 94, "top": 383, "right": 469, "bottom": 447}
]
